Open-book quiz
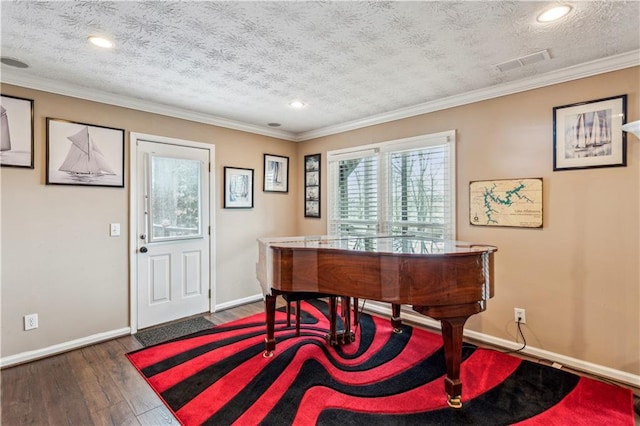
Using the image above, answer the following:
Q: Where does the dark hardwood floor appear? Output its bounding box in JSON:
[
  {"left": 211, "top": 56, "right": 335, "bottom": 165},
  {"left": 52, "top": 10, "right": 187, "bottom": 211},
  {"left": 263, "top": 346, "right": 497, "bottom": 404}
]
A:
[
  {"left": 2, "top": 300, "right": 638, "bottom": 425},
  {"left": 1, "top": 301, "right": 265, "bottom": 425}
]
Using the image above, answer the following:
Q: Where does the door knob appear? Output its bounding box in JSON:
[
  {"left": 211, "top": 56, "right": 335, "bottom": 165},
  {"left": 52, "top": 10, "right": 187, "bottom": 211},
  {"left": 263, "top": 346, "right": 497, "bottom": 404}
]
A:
[{"left": 139, "top": 246, "right": 148, "bottom": 253}]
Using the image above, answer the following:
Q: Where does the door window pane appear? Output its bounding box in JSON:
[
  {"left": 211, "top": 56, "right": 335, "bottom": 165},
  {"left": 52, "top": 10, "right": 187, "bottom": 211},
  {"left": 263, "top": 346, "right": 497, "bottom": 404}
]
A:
[{"left": 150, "top": 156, "right": 202, "bottom": 241}]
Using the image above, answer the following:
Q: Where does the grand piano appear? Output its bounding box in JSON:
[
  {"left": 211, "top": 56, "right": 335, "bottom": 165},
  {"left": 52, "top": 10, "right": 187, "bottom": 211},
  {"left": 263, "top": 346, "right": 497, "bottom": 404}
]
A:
[{"left": 256, "top": 234, "right": 496, "bottom": 408}]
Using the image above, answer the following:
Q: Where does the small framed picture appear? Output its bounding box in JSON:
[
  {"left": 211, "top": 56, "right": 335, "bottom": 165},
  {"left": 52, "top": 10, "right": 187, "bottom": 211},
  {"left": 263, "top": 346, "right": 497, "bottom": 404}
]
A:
[
  {"left": 263, "top": 154, "right": 289, "bottom": 193},
  {"left": 553, "top": 95, "right": 627, "bottom": 171},
  {"left": 46, "top": 118, "right": 125, "bottom": 187},
  {"left": 224, "top": 166, "right": 254, "bottom": 208},
  {"left": 304, "top": 153, "right": 321, "bottom": 218},
  {"left": 1, "top": 94, "right": 34, "bottom": 168}
]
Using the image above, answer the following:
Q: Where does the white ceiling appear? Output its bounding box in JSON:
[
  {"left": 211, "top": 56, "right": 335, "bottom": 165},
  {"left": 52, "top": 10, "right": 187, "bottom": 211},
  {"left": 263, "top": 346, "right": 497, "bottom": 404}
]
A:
[{"left": 1, "top": 1, "right": 639, "bottom": 141}]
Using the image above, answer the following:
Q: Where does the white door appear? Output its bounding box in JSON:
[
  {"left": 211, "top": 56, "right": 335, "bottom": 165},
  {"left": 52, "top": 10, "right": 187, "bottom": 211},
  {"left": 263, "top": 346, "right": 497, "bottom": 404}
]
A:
[{"left": 136, "top": 139, "right": 211, "bottom": 329}]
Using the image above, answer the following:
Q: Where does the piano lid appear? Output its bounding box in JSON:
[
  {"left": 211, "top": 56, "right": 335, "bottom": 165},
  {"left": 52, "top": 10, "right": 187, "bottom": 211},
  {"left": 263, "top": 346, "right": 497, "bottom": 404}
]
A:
[{"left": 258, "top": 234, "right": 496, "bottom": 256}]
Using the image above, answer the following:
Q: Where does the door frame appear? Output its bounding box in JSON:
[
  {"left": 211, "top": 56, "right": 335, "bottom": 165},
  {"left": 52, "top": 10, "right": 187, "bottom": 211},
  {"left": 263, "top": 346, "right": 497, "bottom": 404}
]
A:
[{"left": 129, "top": 132, "right": 216, "bottom": 333}]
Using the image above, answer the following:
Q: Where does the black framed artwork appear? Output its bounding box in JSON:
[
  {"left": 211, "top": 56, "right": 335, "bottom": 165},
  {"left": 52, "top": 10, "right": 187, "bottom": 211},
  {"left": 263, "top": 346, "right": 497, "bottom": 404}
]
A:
[
  {"left": 46, "top": 118, "right": 125, "bottom": 187},
  {"left": 553, "top": 94, "right": 627, "bottom": 171},
  {"left": 0, "top": 94, "right": 34, "bottom": 168},
  {"left": 224, "top": 166, "right": 254, "bottom": 208},
  {"left": 263, "top": 153, "right": 289, "bottom": 193},
  {"left": 304, "top": 153, "right": 320, "bottom": 218}
]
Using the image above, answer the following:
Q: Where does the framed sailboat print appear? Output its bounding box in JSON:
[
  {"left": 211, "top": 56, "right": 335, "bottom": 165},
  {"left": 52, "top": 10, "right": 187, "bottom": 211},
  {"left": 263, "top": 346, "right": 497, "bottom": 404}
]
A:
[
  {"left": 553, "top": 95, "right": 627, "bottom": 171},
  {"left": 224, "top": 166, "right": 254, "bottom": 208},
  {"left": 46, "top": 118, "right": 125, "bottom": 187},
  {"left": 0, "top": 94, "right": 34, "bottom": 168},
  {"left": 263, "top": 154, "right": 289, "bottom": 193}
]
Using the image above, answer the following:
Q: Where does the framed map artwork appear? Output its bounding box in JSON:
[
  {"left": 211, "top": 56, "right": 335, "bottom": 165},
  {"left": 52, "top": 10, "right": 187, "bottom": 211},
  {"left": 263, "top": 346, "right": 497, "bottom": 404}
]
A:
[{"left": 469, "top": 178, "right": 543, "bottom": 228}]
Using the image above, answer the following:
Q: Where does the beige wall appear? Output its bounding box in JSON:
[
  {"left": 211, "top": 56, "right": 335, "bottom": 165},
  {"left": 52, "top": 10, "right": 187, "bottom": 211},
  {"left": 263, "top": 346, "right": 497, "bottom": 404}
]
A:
[
  {"left": 297, "top": 67, "right": 639, "bottom": 376},
  {"left": 1, "top": 84, "right": 297, "bottom": 358},
  {"left": 2, "top": 67, "right": 638, "bottom": 377}
]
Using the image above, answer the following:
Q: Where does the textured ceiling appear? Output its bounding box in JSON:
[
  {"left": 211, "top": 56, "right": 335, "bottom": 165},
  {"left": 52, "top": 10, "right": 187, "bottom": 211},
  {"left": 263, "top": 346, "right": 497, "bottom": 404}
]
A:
[{"left": 1, "top": 1, "right": 639, "bottom": 139}]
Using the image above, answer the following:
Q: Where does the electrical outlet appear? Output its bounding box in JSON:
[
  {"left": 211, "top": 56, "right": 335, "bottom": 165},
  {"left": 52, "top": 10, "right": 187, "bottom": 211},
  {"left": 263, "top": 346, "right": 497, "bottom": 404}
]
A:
[
  {"left": 514, "top": 308, "right": 526, "bottom": 324},
  {"left": 24, "top": 313, "right": 38, "bottom": 330}
]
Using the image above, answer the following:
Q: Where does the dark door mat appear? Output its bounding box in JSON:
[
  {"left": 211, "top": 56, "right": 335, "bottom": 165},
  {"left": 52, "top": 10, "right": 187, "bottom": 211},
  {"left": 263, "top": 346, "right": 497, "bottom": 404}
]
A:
[{"left": 134, "top": 316, "right": 214, "bottom": 347}]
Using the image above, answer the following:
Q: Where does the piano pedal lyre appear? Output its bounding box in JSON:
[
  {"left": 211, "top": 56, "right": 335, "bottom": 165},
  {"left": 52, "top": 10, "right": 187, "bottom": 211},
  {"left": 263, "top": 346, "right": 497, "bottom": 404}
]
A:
[{"left": 324, "top": 330, "right": 356, "bottom": 346}]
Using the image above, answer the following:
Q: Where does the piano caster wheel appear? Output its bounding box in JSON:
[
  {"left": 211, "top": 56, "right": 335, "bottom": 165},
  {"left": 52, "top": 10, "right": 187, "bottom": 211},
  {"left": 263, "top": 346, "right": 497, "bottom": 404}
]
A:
[
  {"left": 447, "top": 396, "right": 463, "bottom": 409},
  {"left": 262, "top": 351, "right": 274, "bottom": 358},
  {"left": 393, "top": 327, "right": 403, "bottom": 334}
]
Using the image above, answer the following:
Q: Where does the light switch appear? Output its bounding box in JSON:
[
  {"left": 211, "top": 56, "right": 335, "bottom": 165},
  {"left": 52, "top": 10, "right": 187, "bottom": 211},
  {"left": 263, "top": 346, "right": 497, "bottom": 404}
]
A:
[{"left": 110, "top": 223, "right": 121, "bottom": 237}]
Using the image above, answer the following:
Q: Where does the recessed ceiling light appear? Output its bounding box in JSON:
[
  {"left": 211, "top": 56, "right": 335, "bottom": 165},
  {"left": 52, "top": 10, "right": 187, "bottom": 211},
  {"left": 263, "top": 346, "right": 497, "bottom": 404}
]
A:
[
  {"left": 0, "top": 57, "right": 29, "bottom": 68},
  {"left": 268, "top": 122, "right": 282, "bottom": 127},
  {"left": 88, "top": 35, "right": 114, "bottom": 49},
  {"left": 288, "top": 100, "right": 306, "bottom": 109},
  {"left": 537, "top": 5, "right": 572, "bottom": 23}
]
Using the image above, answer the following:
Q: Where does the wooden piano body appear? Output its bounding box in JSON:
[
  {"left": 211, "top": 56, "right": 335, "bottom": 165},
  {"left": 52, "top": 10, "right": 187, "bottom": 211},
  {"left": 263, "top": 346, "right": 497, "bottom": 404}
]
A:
[{"left": 256, "top": 235, "right": 496, "bottom": 408}]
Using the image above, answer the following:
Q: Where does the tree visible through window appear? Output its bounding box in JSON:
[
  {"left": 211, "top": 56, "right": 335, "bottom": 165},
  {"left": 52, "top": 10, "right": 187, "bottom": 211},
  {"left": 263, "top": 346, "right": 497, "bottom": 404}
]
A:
[
  {"left": 150, "top": 156, "right": 202, "bottom": 240},
  {"left": 328, "top": 131, "right": 456, "bottom": 246}
]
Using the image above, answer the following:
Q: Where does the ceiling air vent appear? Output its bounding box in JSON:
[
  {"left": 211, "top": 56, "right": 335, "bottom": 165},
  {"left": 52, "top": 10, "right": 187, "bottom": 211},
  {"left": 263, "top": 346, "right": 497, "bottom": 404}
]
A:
[{"left": 495, "top": 49, "right": 551, "bottom": 72}]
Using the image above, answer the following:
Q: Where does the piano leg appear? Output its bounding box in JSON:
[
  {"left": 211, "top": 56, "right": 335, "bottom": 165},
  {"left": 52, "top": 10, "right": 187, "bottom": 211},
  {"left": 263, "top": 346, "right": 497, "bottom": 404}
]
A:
[
  {"left": 440, "top": 316, "right": 468, "bottom": 408},
  {"left": 353, "top": 297, "right": 360, "bottom": 327},
  {"left": 263, "top": 294, "right": 277, "bottom": 358},
  {"left": 285, "top": 299, "right": 292, "bottom": 327},
  {"left": 391, "top": 303, "right": 402, "bottom": 333},
  {"left": 344, "top": 297, "right": 353, "bottom": 335},
  {"left": 328, "top": 296, "right": 338, "bottom": 344}
]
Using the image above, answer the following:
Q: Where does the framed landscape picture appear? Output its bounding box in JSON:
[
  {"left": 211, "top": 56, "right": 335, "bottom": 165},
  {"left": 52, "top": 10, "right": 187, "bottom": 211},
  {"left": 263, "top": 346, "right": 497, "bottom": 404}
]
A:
[
  {"left": 0, "top": 94, "right": 34, "bottom": 168},
  {"left": 46, "top": 118, "right": 125, "bottom": 187},
  {"left": 553, "top": 95, "right": 627, "bottom": 171}
]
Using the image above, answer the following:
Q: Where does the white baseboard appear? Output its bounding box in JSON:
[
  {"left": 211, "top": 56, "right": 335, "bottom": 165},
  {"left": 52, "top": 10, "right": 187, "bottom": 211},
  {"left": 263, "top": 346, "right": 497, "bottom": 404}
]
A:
[
  {"left": 4, "top": 300, "right": 638, "bottom": 390},
  {"left": 214, "top": 293, "right": 263, "bottom": 312},
  {"left": 0, "top": 293, "right": 266, "bottom": 369},
  {"left": 0, "top": 327, "right": 131, "bottom": 369},
  {"left": 363, "top": 302, "right": 640, "bottom": 389}
]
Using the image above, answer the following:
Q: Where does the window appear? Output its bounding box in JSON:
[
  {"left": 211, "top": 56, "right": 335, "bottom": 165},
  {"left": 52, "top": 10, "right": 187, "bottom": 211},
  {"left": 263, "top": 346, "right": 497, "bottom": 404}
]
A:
[
  {"left": 149, "top": 155, "right": 202, "bottom": 241},
  {"left": 328, "top": 131, "right": 456, "bottom": 243}
]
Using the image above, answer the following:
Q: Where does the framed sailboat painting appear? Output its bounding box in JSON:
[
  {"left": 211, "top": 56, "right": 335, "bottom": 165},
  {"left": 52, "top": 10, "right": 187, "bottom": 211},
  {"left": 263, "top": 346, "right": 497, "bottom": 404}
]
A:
[
  {"left": 553, "top": 95, "right": 627, "bottom": 171},
  {"left": 224, "top": 166, "right": 254, "bottom": 208},
  {"left": 46, "top": 118, "right": 125, "bottom": 187},
  {"left": 0, "top": 94, "right": 34, "bottom": 168}
]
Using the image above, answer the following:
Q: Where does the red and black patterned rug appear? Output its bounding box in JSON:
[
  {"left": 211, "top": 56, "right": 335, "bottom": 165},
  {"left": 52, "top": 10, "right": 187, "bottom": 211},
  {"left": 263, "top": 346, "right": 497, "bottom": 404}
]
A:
[{"left": 127, "top": 299, "right": 634, "bottom": 425}]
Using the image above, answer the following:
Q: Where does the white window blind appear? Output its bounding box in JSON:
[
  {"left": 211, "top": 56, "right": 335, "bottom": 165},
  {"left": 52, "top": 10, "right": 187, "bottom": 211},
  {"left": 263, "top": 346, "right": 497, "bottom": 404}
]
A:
[{"left": 328, "top": 131, "right": 456, "bottom": 241}]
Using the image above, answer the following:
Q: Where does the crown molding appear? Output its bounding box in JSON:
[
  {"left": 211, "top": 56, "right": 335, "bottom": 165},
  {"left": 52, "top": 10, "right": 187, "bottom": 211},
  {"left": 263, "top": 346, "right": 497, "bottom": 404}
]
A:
[
  {"left": 2, "top": 50, "right": 638, "bottom": 143},
  {"left": 294, "top": 49, "right": 640, "bottom": 142},
  {"left": 0, "top": 70, "right": 297, "bottom": 141}
]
